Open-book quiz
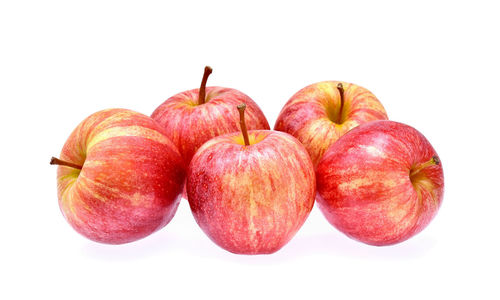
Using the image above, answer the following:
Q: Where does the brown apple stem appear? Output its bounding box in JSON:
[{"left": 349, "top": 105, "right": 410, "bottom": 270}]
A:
[
  {"left": 237, "top": 103, "right": 250, "bottom": 146},
  {"left": 336, "top": 82, "right": 345, "bottom": 124},
  {"left": 198, "top": 66, "right": 213, "bottom": 105},
  {"left": 410, "top": 156, "right": 440, "bottom": 177},
  {"left": 50, "top": 157, "right": 83, "bottom": 170}
]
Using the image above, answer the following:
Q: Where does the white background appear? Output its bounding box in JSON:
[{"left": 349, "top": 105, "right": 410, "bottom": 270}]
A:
[{"left": 1, "top": 0, "right": 499, "bottom": 299}]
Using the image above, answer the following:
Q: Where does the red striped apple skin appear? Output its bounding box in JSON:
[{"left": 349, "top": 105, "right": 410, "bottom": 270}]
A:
[
  {"left": 274, "top": 81, "right": 387, "bottom": 166},
  {"left": 187, "top": 130, "right": 315, "bottom": 254},
  {"left": 56, "top": 109, "right": 185, "bottom": 244},
  {"left": 152, "top": 87, "right": 270, "bottom": 166},
  {"left": 316, "top": 120, "right": 444, "bottom": 246}
]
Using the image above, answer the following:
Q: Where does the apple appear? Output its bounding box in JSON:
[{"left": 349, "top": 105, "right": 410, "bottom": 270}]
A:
[
  {"left": 274, "top": 81, "right": 388, "bottom": 166},
  {"left": 151, "top": 66, "right": 270, "bottom": 197},
  {"left": 186, "top": 104, "right": 315, "bottom": 254},
  {"left": 316, "top": 120, "right": 444, "bottom": 246},
  {"left": 50, "top": 108, "right": 185, "bottom": 244}
]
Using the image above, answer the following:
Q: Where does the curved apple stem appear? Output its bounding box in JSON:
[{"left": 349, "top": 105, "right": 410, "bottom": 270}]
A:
[
  {"left": 410, "top": 156, "right": 440, "bottom": 177},
  {"left": 237, "top": 103, "right": 250, "bottom": 146},
  {"left": 50, "top": 157, "right": 83, "bottom": 170},
  {"left": 198, "top": 66, "right": 213, "bottom": 105},
  {"left": 336, "top": 82, "right": 345, "bottom": 124}
]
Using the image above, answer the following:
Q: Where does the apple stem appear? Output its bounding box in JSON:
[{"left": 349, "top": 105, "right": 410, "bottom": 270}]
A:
[
  {"left": 410, "top": 156, "right": 440, "bottom": 177},
  {"left": 237, "top": 103, "right": 250, "bottom": 146},
  {"left": 336, "top": 82, "right": 345, "bottom": 124},
  {"left": 50, "top": 157, "right": 83, "bottom": 170},
  {"left": 198, "top": 66, "right": 213, "bottom": 105}
]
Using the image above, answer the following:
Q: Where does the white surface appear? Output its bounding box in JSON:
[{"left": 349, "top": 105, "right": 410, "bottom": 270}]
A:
[{"left": 1, "top": 1, "right": 498, "bottom": 299}]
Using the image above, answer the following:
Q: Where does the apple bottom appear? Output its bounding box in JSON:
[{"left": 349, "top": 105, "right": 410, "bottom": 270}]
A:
[
  {"left": 194, "top": 199, "right": 306, "bottom": 255},
  {"left": 316, "top": 195, "right": 439, "bottom": 246},
  {"left": 64, "top": 193, "right": 182, "bottom": 244}
]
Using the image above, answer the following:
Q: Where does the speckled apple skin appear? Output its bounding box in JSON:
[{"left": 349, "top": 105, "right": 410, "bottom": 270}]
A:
[
  {"left": 316, "top": 120, "right": 444, "bottom": 246},
  {"left": 187, "top": 130, "right": 315, "bottom": 254},
  {"left": 152, "top": 87, "right": 270, "bottom": 199},
  {"left": 56, "top": 109, "right": 185, "bottom": 244},
  {"left": 152, "top": 87, "right": 270, "bottom": 165},
  {"left": 275, "top": 81, "right": 387, "bottom": 166}
]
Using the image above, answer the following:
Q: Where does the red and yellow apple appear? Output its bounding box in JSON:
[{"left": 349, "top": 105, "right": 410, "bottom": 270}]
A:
[
  {"left": 186, "top": 104, "right": 315, "bottom": 254},
  {"left": 274, "top": 81, "right": 388, "bottom": 166},
  {"left": 51, "top": 108, "right": 185, "bottom": 244},
  {"left": 151, "top": 66, "right": 270, "bottom": 168},
  {"left": 316, "top": 120, "right": 444, "bottom": 246}
]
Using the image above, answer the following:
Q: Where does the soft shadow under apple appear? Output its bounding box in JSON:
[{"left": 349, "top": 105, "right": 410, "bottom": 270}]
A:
[{"left": 281, "top": 230, "right": 438, "bottom": 261}]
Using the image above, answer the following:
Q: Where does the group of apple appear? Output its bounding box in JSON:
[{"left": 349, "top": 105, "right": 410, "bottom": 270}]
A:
[{"left": 51, "top": 66, "right": 444, "bottom": 254}]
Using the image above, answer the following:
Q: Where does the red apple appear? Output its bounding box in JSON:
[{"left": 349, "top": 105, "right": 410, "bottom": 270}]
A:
[
  {"left": 187, "top": 104, "right": 315, "bottom": 254},
  {"left": 274, "top": 81, "right": 388, "bottom": 166},
  {"left": 151, "top": 67, "right": 270, "bottom": 197},
  {"left": 316, "top": 120, "right": 444, "bottom": 246},
  {"left": 50, "top": 108, "right": 185, "bottom": 244}
]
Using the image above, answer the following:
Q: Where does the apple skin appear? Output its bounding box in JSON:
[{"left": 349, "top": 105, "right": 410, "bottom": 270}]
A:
[
  {"left": 187, "top": 130, "right": 315, "bottom": 254},
  {"left": 152, "top": 87, "right": 270, "bottom": 198},
  {"left": 152, "top": 87, "right": 270, "bottom": 166},
  {"left": 316, "top": 120, "right": 444, "bottom": 246},
  {"left": 55, "top": 109, "right": 185, "bottom": 244},
  {"left": 274, "top": 81, "right": 388, "bottom": 167}
]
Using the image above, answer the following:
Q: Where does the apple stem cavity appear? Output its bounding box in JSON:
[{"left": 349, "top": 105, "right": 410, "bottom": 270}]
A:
[
  {"left": 410, "top": 156, "right": 440, "bottom": 178},
  {"left": 198, "top": 66, "right": 213, "bottom": 105},
  {"left": 50, "top": 157, "right": 83, "bottom": 170},
  {"left": 237, "top": 103, "right": 250, "bottom": 146},
  {"left": 336, "top": 82, "right": 345, "bottom": 124}
]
